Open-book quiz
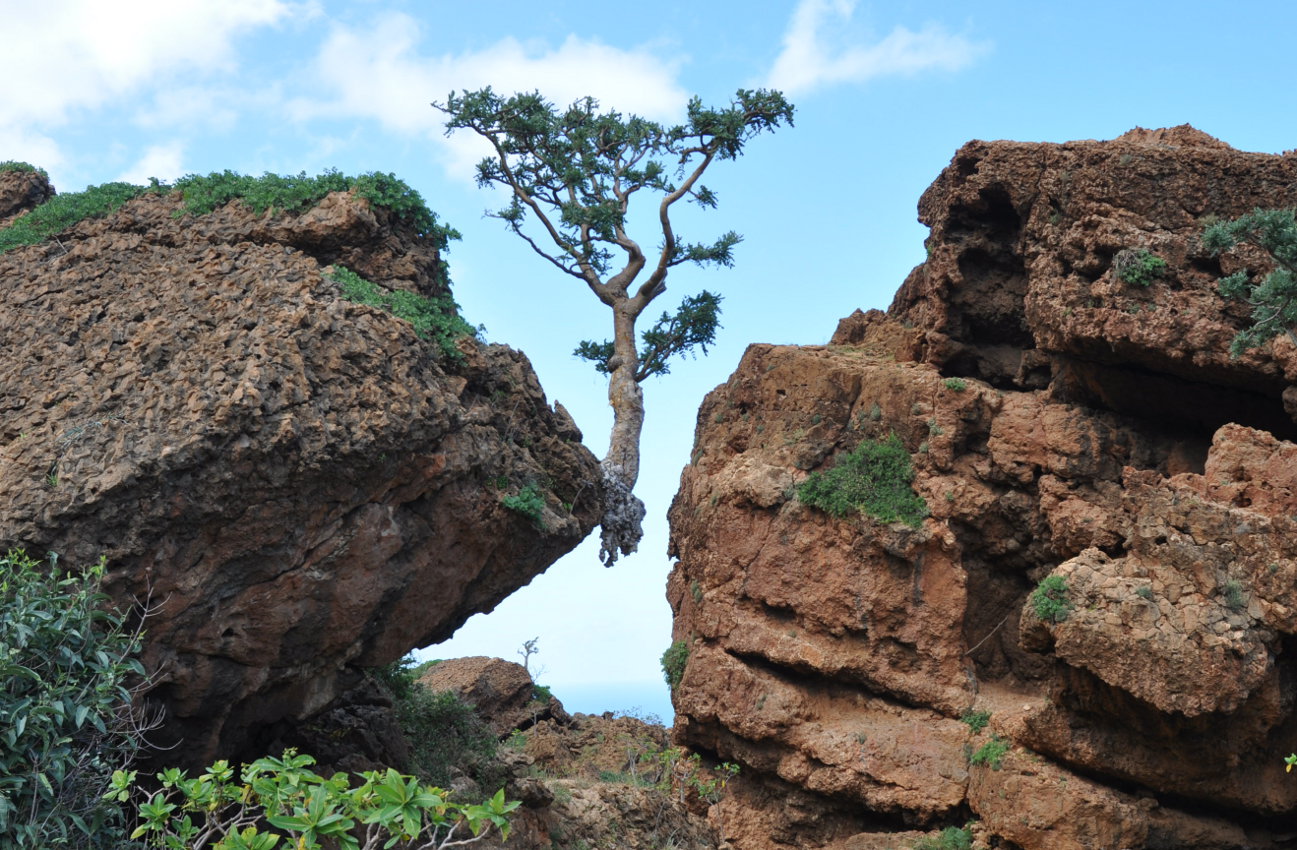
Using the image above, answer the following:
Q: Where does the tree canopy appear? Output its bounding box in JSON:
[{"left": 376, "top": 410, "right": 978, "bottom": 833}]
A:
[
  {"left": 1203, "top": 208, "right": 1297, "bottom": 355},
  {"left": 434, "top": 87, "right": 793, "bottom": 564}
]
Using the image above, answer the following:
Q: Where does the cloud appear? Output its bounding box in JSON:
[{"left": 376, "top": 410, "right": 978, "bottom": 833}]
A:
[
  {"left": 1, "top": 0, "right": 299, "bottom": 129},
  {"left": 767, "top": 0, "right": 987, "bottom": 96},
  {"left": 115, "top": 142, "right": 188, "bottom": 185},
  {"left": 291, "top": 12, "right": 690, "bottom": 177}
]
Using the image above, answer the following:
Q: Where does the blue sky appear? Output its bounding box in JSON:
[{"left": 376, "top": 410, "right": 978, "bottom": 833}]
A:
[{"left": 8, "top": 0, "right": 1297, "bottom": 721}]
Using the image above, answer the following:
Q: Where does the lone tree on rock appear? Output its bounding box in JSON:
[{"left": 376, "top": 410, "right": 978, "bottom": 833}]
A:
[
  {"left": 434, "top": 87, "right": 793, "bottom": 565},
  {"left": 1203, "top": 208, "right": 1297, "bottom": 356}
]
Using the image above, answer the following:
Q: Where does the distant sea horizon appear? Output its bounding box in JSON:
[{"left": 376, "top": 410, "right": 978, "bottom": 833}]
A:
[{"left": 547, "top": 680, "right": 674, "bottom": 727}]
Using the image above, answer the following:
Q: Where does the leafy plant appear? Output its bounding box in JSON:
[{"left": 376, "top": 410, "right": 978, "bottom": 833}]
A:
[
  {"left": 913, "top": 824, "right": 974, "bottom": 850},
  {"left": 1135, "top": 585, "right": 1154, "bottom": 601},
  {"left": 959, "top": 711, "right": 991, "bottom": 734},
  {"left": 326, "top": 265, "right": 475, "bottom": 359},
  {"left": 661, "top": 640, "right": 690, "bottom": 695},
  {"left": 0, "top": 181, "right": 153, "bottom": 254},
  {"left": 0, "top": 160, "right": 45, "bottom": 175},
  {"left": 969, "top": 736, "right": 1009, "bottom": 770},
  {"left": 117, "top": 749, "right": 516, "bottom": 850},
  {"left": 1113, "top": 248, "right": 1167, "bottom": 286},
  {"left": 1031, "top": 574, "right": 1073, "bottom": 623},
  {"left": 500, "top": 482, "right": 547, "bottom": 529},
  {"left": 395, "top": 688, "right": 502, "bottom": 791},
  {"left": 1224, "top": 578, "right": 1247, "bottom": 612},
  {"left": 797, "top": 433, "right": 929, "bottom": 528},
  {"left": 0, "top": 550, "right": 150, "bottom": 848},
  {"left": 171, "top": 169, "right": 458, "bottom": 248},
  {"left": 1202, "top": 208, "right": 1297, "bottom": 355},
  {"left": 942, "top": 377, "right": 967, "bottom": 391}
]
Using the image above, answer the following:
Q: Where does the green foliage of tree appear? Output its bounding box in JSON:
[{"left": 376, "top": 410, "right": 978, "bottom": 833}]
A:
[
  {"left": 326, "top": 265, "right": 475, "bottom": 359},
  {"left": 1031, "top": 574, "right": 1073, "bottom": 623},
  {"left": 797, "top": 433, "right": 929, "bottom": 528},
  {"left": 435, "top": 87, "right": 794, "bottom": 565},
  {"left": 116, "top": 749, "right": 517, "bottom": 850},
  {"left": 660, "top": 640, "right": 690, "bottom": 695},
  {"left": 0, "top": 181, "right": 154, "bottom": 254},
  {"left": 1203, "top": 208, "right": 1297, "bottom": 355},
  {"left": 0, "top": 550, "right": 149, "bottom": 848}
]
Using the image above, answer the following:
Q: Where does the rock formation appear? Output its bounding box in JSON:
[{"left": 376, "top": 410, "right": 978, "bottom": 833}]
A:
[
  {"left": 0, "top": 170, "right": 603, "bottom": 765},
  {"left": 667, "top": 127, "right": 1297, "bottom": 848}
]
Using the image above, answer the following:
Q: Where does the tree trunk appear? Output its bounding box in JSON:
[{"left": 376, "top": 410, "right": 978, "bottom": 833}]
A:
[{"left": 598, "top": 304, "right": 647, "bottom": 566}]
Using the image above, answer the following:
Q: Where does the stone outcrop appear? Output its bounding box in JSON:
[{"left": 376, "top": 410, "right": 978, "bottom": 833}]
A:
[
  {"left": 0, "top": 170, "right": 603, "bottom": 765},
  {"left": 668, "top": 128, "right": 1297, "bottom": 848},
  {"left": 417, "top": 656, "right": 570, "bottom": 735}
]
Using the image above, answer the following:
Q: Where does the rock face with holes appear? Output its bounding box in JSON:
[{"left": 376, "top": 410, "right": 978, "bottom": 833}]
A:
[
  {"left": 0, "top": 169, "right": 603, "bottom": 765},
  {"left": 667, "top": 127, "right": 1297, "bottom": 849}
]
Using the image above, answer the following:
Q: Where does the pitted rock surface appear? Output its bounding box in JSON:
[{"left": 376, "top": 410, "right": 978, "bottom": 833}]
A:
[
  {"left": 0, "top": 173, "right": 603, "bottom": 764},
  {"left": 668, "top": 129, "right": 1297, "bottom": 849}
]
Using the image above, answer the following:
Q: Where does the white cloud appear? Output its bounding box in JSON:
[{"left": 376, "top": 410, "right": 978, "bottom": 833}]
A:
[
  {"left": 115, "top": 142, "right": 187, "bottom": 184},
  {"left": 0, "top": 0, "right": 299, "bottom": 129},
  {"left": 291, "top": 12, "right": 690, "bottom": 178},
  {"left": 767, "top": 0, "right": 987, "bottom": 96}
]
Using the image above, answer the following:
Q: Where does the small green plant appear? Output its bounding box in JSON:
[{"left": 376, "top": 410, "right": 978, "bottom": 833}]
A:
[
  {"left": 1031, "top": 574, "right": 1073, "bottom": 623},
  {"left": 327, "top": 265, "right": 474, "bottom": 359},
  {"left": 969, "top": 736, "right": 1010, "bottom": 770},
  {"left": 501, "top": 482, "right": 547, "bottom": 529},
  {"left": 1135, "top": 585, "right": 1154, "bottom": 600},
  {"left": 797, "top": 433, "right": 928, "bottom": 528},
  {"left": 868, "top": 402, "right": 883, "bottom": 421},
  {"left": 1224, "top": 578, "right": 1247, "bottom": 612},
  {"left": 116, "top": 749, "right": 516, "bottom": 850},
  {"left": 690, "top": 580, "right": 704, "bottom": 604},
  {"left": 661, "top": 640, "right": 690, "bottom": 694},
  {"left": 1113, "top": 248, "right": 1167, "bottom": 287},
  {"left": 532, "top": 684, "right": 553, "bottom": 702},
  {"left": 960, "top": 710, "right": 991, "bottom": 734},
  {"left": 942, "top": 377, "right": 967, "bottom": 392},
  {"left": 912, "top": 824, "right": 974, "bottom": 850},
  {"left": 927, "top": 418, "right": 944, "bottom": 436},
  {"left": 1285, "top": 753, "right": 1297, "bottom": 772}
]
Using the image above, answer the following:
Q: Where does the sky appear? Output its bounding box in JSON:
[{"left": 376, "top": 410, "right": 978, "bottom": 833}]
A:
[{"left": 7, "top": 0, "right": 1297, "bottom": 723}]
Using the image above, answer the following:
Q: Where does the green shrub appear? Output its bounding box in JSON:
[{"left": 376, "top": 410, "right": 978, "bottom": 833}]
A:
[
  {"left": 395, "top": 688, "right": 502, "bottom": 790},
  {"left": 0, "top": 160, "right": 45, "bottom": 176},
  {"left": 326, "top": 265, "right": 475, "bottom": 360},
  {"left": 942, "top": 377, "right": 967, "bottom": 392},
  {"left": 969, "top": 736, "right": 1009, "bottom": 770},
  {"left": 1031, "top": 574, "right": 1073, "bottom": 623},
  {"left": 913, "top": 824, "right": 974, "bottom": 850},
  {"left": 172, "top": 169, "right": 458, "bottom": 248},
  {"left": 1224, "top": 579, "right": 1247, "bottom": 612},
  {"left": 1113, "top": 248, "right": 1167, "bottom": 286},
  {"left": 959, "top": 710, "right": 991, "bottom": 734},
  {"left": 1203, "top": 208, "right": 1297, "bottom": 355},
  {"left": 500, "top": 482, "right": 547, "bottom": 528},
  {"left": 661, "top": 640, "right": 690, "bottom": 694},
  {"left": 116, "top": 749, "right": 516, "bottom": 849},
  {"left": 797, "top": 433, "right": 929, "bottom": 527},
  {"left": 0, "top": 550, "right": 148, "bottom": 848},
  {"left": 0, "top": 181, "right": 153, "bottom": 254}
]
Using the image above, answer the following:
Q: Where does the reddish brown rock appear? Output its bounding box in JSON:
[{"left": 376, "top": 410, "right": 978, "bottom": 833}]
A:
[
  {"left": 0, "top": 182, "right": 602, "bottom": 765},
  {"left": 417, "top": 657, "right": 569, "bottom": 736},
  {"left": 0, "top": 166, "right": 53, "bottom": 221},
  {"left": 668, "top": 128, "right": 1297, "bottom": 849}
]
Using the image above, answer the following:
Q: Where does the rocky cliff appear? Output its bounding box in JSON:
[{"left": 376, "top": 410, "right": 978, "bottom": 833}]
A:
[
  {"left": 667, "top": 127, "right": 1297, "bottom": 849},
  {"left": 0, "top": 169, "right": 603, "bottom": 765}
]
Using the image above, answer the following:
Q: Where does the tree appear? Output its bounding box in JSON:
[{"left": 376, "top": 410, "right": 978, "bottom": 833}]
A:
[
  {"left": 1203, "top": 208, "right": 1297, "bottom": 356},
  {"left": 434, "top": 87, "right": 794, "bottom": 565}
]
